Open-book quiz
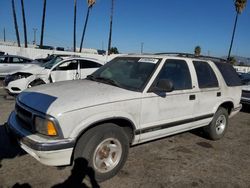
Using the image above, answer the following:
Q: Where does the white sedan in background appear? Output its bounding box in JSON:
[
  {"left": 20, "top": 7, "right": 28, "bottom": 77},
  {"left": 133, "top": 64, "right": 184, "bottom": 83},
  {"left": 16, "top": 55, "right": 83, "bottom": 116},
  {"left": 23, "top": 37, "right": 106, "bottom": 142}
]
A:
[
  {"left": 4, "top": 55, "right": 104, "bottom": 95},
  {"left": 0, "top": 55, "right": 34, "bottom": 78}
]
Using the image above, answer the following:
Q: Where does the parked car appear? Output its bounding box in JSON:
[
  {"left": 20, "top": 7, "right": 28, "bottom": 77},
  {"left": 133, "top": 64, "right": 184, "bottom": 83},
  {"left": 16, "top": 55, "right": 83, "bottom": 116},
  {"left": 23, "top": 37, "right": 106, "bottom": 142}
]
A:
[
  {"left": 0, "top": 55, "right": 34, "bottom": 78},
  {"left": 7, "top": 54, "right": 242, "bottom": 181},
  {"left": 239, "top": 72, "right": 250, "bottom": 105},
  {"left": 3, "top": 55, "right": 104, "bottom": 95}
]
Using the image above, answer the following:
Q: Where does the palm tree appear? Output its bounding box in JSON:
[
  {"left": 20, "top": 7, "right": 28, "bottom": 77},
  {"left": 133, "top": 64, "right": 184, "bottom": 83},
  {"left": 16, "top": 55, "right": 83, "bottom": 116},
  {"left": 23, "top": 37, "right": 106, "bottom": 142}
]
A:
[
  {"left": 40, "top": 0, "right": 47, "bottom": 48},
  {"left": 194, "top": 46, "right": 201, "bottom": 56},
  {"left": 73, "top": 0, "right": 77, "bottom": 52},
  {"left": 228, "top": 0, "right": 247, "bottom": 60},
  {"left": 107, "top": 0, "right": 114, "bottom": 55},
  {"left": 11, "top": 0, "right": 21, "bottom": 47},
  {"left": 79, "top": 0, "right": 95, "bottom": 52},
  {"left": 21, "top": 0, "right": 28, "bottom": 48}
]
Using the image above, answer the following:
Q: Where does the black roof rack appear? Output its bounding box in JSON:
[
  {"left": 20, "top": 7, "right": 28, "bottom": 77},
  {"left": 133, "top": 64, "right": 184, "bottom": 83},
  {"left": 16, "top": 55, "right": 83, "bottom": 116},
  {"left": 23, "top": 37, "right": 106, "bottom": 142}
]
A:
[{"left": 154, "top": 52, "right": 227, "bottom": 63}]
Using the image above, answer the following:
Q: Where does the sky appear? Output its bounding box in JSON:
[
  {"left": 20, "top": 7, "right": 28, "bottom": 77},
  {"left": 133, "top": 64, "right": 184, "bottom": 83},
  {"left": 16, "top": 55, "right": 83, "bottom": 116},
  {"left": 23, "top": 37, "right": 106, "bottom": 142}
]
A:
[{"left": 0, "top": 0, "right": 249, "bottom": 57}]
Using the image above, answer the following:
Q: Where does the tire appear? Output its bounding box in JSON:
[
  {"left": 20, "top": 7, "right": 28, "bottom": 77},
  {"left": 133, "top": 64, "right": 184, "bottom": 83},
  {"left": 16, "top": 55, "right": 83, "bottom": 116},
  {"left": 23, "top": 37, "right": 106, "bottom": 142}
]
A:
[
  {"left": 28, "top": 79, "right": 45, "bottom": 88},
  {"left": 74, "top": 123, "right": 130, "bottom": 182},
  {"left": 203, "top": 107, "right": 229, "bottom": 140}
]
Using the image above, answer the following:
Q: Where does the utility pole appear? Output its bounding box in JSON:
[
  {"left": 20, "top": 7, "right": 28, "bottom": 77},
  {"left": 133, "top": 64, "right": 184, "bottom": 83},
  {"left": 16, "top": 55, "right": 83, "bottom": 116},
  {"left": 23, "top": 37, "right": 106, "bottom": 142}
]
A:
[
  {"left": 33, "top": 28, "right": 37, "bottom": 45},
  {"left": 107, "top": 0, "right": 114, "bottom": 55},
  {"left": 3, "top": 28, "right": 6, "bottom": 42}
]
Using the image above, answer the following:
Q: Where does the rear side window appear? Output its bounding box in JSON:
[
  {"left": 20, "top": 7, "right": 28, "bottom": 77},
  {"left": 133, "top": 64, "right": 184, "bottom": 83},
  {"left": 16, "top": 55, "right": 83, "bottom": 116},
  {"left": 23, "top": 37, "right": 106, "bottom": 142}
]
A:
[
  {"left": 214, "top": 62, "right": 241, "bottom": 86},
  {"left": 80, "top": 60, "right": 102, "bottom": 68},
  {"left": 158, "top": 59, "right": 192, "bottom": 90},
  {"left": 193, "top": 61, "right": 218, "bottom": 88}
]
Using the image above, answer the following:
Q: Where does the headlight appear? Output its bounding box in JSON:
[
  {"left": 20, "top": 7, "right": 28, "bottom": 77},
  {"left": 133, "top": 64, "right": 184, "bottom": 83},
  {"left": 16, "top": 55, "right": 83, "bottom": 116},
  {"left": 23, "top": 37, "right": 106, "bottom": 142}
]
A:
[{"left": 34, "top": 116, "right": 58, "bottom": 136}]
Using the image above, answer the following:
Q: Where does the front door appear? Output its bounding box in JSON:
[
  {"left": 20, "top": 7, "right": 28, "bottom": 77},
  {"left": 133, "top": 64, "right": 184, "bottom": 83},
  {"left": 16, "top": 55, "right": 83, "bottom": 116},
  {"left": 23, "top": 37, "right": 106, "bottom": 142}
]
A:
[
  {"left": 50, "top": 60, "right": 79, "bottom": 82},
  {"left": 139, "top": 59, "right": 197, "bottom": 142}
]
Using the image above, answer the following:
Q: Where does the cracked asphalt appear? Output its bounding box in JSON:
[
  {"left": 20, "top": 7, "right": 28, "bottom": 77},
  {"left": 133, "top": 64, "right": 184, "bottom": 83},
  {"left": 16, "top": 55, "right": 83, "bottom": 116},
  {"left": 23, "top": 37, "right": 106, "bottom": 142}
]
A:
[{"left": 0, "top": 80, "right": 250, "bottom": 188}]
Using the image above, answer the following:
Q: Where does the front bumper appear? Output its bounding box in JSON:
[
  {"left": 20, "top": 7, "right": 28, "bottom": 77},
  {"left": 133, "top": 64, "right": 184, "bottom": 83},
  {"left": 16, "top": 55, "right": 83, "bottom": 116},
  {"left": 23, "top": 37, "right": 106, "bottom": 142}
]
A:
[
  {"left": 4, "top": 77, "right": 28, "bottom": 94},
  {"left": 7, "top": 111, "right": 75, "bottom": 166}
]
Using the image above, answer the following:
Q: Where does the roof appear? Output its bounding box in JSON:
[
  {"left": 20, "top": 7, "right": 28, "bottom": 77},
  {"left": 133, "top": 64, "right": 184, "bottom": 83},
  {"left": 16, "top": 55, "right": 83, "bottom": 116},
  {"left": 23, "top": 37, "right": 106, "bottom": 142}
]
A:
[
  {"left": 123, "top": 52, "right": 227, "bottom": 63},
  {"left": 0, "top": 54, "right": 33, "bottom": 60}
]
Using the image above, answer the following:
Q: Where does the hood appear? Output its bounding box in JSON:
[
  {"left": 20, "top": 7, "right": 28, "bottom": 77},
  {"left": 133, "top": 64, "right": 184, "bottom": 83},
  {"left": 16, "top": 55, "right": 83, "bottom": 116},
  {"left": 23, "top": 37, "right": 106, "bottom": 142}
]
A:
[
  {"left": 17, "top": 80, "right": 141, "bottom": 116},
  {"left": 17, "top": 64, "right": 45, "bottom": 75}
]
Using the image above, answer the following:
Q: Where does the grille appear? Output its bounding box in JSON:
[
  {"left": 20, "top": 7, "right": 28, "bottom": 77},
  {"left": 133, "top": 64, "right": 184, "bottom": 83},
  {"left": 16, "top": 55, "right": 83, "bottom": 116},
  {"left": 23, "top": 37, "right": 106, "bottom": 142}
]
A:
[
  {"left": 242, "top": 90, "right": 250, "bottom": 99},
  {"left": 16, "top": 103, "right": 34, "bottom": 132}
]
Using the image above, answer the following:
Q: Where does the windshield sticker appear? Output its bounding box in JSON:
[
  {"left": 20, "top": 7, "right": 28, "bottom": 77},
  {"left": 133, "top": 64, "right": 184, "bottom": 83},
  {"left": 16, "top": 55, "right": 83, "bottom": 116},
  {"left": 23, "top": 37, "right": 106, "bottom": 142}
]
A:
[{"left": 138, "top": 58, "right": 159, "bottom": 64}]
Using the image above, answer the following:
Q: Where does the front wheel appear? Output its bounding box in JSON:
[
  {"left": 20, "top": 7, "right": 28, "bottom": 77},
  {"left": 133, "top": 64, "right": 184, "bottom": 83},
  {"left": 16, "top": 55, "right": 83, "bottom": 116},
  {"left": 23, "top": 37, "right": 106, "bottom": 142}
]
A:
[
  {"left": 28, "top": 79, "right": 45, "bottom": 88},
  {"left": 203, "top": 107, "right": 229, "bottom": 140},
  {"left": 74, "top": 123, "right": 130, "bottom": 182}
]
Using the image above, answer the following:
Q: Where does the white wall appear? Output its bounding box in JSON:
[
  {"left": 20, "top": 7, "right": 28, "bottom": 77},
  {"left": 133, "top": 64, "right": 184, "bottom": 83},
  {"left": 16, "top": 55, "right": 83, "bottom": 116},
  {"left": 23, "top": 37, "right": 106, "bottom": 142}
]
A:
[{"left": 0, "top": 45, "right": 122, "bottom": 62}]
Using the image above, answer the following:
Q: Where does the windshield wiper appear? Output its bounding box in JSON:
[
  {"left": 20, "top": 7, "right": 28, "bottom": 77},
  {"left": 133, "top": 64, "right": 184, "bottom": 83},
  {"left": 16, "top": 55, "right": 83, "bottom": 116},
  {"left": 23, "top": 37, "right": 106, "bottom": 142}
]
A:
[{"left": 86, "top": 75, "right": 121, "bottom": 87}]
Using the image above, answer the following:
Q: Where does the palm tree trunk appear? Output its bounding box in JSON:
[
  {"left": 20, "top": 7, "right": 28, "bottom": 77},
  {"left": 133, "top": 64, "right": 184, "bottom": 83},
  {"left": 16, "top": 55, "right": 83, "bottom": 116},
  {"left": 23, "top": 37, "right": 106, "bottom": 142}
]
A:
[
  {"left": 107, "top": 0, "right": 114, "bottom": 55},
  {"left": 40, "top": 0, "right": 47, "bottom": 48},
  {"left": 73, "top": 0, "right": 77, "bottom": 52},
  {"left": 228, "top": 12, "right": 239, "bottom": 60},
  {"left": 12, "top": 0, "right": 21, "bottom": 47},
  {"left": 21, "top": 0, "right": 28, "bottom": 48},
  {"left": 79, "top": 7, "right": 90, "bottom": 53}
]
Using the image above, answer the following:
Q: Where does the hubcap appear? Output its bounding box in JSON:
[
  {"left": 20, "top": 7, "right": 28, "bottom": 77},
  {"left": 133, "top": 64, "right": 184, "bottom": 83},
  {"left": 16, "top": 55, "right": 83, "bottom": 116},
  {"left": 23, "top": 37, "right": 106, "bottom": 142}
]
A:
[
  {"left": 215, "top": 115, "right": 226, "bottom": 135},
  {"left": 93, "top": 138, "right": 122, "bottom": 173}
]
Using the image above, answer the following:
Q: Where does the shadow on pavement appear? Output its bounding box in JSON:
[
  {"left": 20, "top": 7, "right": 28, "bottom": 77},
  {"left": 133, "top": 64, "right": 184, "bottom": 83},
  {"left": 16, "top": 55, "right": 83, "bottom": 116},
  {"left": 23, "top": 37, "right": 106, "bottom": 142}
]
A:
[
  {"left": 52, "top": 158, "right": 100, "bottom": 188},
  {"left": 12, "top": 183, "right": 32, "bottom": 188},
  {"left": 0, "top": 124, "right": 26, "bottom": 168}
]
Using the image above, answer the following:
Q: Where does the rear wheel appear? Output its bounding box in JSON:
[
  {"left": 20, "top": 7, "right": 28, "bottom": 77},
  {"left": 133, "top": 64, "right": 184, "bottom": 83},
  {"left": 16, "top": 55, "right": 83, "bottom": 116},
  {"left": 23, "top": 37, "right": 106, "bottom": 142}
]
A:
[
  {"left": 74, "top": 123, "right": 130, "bottom": 182},
  {"left": 203, "top": 107, "right": 228, "bottom": 140}
]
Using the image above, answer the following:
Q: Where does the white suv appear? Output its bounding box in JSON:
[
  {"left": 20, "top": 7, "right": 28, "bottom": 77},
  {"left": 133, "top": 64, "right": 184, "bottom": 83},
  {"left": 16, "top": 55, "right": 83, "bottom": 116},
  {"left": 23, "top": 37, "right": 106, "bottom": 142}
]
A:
[
  {"left": 7, "top": 54, "right": 242, "bottom": 181},
  {"left": 3, "top": 55, "right": 104, "bottom": 95}
]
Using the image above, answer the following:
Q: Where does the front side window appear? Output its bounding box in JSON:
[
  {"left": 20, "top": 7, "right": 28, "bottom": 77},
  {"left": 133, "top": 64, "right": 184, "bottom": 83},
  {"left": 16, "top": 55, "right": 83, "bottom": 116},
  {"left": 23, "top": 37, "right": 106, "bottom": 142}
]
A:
[
  {"left": 0, "top": 57, "right": 5, "bottom": 63},
  {"left": 55, "top": 60, "right": 78, "bottom": 71},
  {"left": 88, "top": 57, "right": 160, "bottom": 91},
  {"left": 157, "top": 59, "right": 192, "bottom": 90},
  {"left": 193, "top": 61, "right": 219, "bottom": 88}
]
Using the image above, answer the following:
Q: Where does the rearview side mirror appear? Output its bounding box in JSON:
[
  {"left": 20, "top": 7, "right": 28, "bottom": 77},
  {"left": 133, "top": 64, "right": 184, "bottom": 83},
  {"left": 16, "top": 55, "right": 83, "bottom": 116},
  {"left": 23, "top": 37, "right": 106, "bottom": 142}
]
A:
[{"left": 152, "top": 79, "right": 174, "bottom": 92}]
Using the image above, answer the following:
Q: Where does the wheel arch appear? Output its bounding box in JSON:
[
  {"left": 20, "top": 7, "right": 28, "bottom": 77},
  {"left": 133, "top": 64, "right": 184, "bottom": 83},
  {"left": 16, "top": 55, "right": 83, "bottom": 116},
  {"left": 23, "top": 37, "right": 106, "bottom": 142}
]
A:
[
  {"left": 28, "top": 78, "right": 46, "bottom": 86},
  {"left": 70, "top": 117, "right": 136, "bottom": 164},
  {"left": 75, "top": 117, "right": 136, "bottom": 145},
  {"left": 218, "top": 101, "right": 234, "bottom": 115}
]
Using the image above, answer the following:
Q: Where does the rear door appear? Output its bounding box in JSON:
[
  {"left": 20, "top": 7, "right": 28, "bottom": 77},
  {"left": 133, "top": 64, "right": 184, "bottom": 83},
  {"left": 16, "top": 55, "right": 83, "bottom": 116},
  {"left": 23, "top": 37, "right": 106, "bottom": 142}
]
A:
[
  {"left": 50, "top": 60, "right": 79, "bottom": 82},
  {"left": 192, "top": 61, "right": 220, "bottom": 119},
  {"left": 79, "top": 60, "right": 102, "bottom": 79}
]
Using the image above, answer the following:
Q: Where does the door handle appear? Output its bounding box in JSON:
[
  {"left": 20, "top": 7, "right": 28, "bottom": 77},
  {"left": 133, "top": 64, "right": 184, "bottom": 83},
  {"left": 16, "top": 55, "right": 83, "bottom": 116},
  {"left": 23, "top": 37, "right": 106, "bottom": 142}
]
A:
[
  {"left": 217, "top": 92, "right": 221, "bottom": 97},
  {"left": 189, "top": 95, "right": 196, "bottom": 100}
]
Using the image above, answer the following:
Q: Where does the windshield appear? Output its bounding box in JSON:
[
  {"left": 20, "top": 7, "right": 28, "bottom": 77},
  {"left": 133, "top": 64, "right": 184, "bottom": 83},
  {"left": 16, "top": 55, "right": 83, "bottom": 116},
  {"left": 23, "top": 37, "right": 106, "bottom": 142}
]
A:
[
  {"left": 88, "top": 57, "right": 160, "bottom": 91},
  {"left": 239, "top": 73, "right": 250, "bottom": 85},
  {"left": 41, "top": 57, "right": 63, "bottom": 69}
]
